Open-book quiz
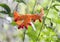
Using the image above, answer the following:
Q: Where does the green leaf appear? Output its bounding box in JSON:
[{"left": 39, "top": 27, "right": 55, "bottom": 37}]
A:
[
  {"left": 52, "top": 18, "right": 60, "bottom": 24},
  {"left": 14, "top": 0, "right": 26, "bottom": 4},
  {"left": 48, "top": 0, "right": 52, "bottom": 9},
  {"left": 11, "top": 21, "right": 17, "bottom": 26},
  {"left": 56, "top": 0, "right": 60, "bottom": 2},
  {"left": 41, "top": 0, "right": 50, "bottom": 8},
  {"left": 26, "top": 26, "right": 37, "bottom": 41},
  {"left": 0, "top": 4, "right": 11, "bottom": 14},
  {"left": 47, "top": 8, "right": 58, "bottom": 19},
  {"left": 52, "top": 2, "right": 60, "bottom": 11},
  {"left": 53, "top": 6, "right": 59, "bottom": 11},
  {"left": 53, "top": 4, "right": 60, "bottom": 11},
  {"left": 0, "top": 11, "right": 7, "bottom": 14}
]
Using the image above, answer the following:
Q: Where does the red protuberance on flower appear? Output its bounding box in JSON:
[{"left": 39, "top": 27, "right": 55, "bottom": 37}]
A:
[
  {"left": 14, "top": 8, "right": 44, "bottom": 29},
  {"left": 18, "top": 25, "right": 24, "bottom": 29}
]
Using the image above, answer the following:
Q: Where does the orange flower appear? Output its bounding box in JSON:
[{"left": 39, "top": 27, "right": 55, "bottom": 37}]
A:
[{"left": 14, "top": 8, "right": 44, "bottom": 29}]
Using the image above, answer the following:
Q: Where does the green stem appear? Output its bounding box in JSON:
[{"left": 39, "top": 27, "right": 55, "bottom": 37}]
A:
[
  {"left": 32, "top": 0, "right": 37, "bottom": 14},
  {"left": 23, "top": 28, "right": 26, "bottom": 42},
  {"left": 36, "top": 9, "right": 49, "bottom": 42},
  {"left": 36, "top": 0, "right": 53, "bottom": 41}
]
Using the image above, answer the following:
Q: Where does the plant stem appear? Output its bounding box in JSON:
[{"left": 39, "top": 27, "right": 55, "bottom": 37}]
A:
[
  {"left": 23, "top": 28, "right": 26, "bottom": 42},
  {"left": 36, "top": 0, "right": 53, "bottom": 41},
  {"left": 36, "top": 10, "right": 49, "bottom": 42},
  {"left": 32, "top": 0, "right": 37, "bottom": 14}
]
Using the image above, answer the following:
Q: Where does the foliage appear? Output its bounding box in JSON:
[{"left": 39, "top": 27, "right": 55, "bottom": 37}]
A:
[
  {"left": 0, "top": 0, "right": 60, "bottom": 42},
  {"left": 0, "top": 4, "right": 11, "bottom": 14}
]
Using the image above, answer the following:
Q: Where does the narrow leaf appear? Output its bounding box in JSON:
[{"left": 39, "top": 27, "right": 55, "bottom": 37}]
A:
[
  {"left": 0, "top": 4, "right": 11, "bottom": 14},
  {"left": 0, "top": 11, "right": 8, "bottom": 14}
]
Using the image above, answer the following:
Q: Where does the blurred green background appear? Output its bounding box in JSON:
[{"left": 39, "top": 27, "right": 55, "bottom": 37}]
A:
[{"left": 0, "top": 0, "right": 60, "bottom": 42}]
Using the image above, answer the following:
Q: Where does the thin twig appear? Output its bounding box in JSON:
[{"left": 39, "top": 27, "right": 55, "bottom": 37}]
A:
[
  {"left": 23, "top": 28, "right": 26, "bottom": 42},
  {"left": 32, "top": 0, "right": 37, "bottom": 14},
  {"left": 36, "top": 0, "right": 53, "bottom": 41},
  {"left": 14, "top": 3, "right": 19, "bottom": 11}
]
